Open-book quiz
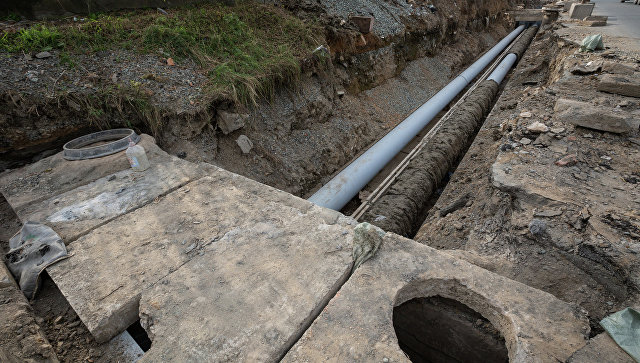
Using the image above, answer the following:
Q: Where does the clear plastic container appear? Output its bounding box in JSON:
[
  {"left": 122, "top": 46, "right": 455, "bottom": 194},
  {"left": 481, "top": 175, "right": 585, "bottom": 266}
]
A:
[{"left": 126, "top": 139, "right": 150, "bottom": 171}]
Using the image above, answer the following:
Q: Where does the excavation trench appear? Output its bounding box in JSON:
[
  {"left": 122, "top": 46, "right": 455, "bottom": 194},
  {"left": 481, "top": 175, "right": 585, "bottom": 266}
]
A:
[{"left": 361, "top": 26, "right": 539, "bottom": 237}]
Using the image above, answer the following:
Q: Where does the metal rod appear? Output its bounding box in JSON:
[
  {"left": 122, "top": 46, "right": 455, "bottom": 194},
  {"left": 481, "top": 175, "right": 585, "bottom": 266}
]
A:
[{"left": 308, "top": 25, "right": 526, "bottom": 211}]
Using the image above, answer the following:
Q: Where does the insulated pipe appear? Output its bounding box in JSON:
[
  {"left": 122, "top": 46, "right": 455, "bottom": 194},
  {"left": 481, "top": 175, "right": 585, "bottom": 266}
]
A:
[
  {"left": 308, "top": 25, "right": 526, "bottom": 211},
  {"left": 487, "top": 53, "right": 518, "bottom": 84}
]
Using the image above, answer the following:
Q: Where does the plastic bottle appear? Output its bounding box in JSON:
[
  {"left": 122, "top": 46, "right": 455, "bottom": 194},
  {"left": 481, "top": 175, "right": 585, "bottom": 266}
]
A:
[{"left": 126, "top": 138, "right": 150, "bottom": 171}]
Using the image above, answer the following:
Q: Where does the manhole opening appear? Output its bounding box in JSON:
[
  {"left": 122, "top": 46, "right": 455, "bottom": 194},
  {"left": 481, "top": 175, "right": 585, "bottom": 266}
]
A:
[
  {"left": 127, "top": 320, "right": 152, "bottom": 352},
  {"left": 393, "top": 296, "right": 508, "bottom": 363}
]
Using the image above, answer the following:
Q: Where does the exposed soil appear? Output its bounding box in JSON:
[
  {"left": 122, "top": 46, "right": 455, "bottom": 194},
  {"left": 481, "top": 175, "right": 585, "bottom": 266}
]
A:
[
  {"left": 1, "top": 0, "right": 513, "bottom": 199},
  {"left": 413, "top": 21, "right": 640, "bottom": 336}
]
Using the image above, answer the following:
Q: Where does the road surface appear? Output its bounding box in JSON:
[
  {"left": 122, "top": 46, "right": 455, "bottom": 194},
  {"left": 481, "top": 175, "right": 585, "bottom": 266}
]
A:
[{"left": 592, "top": 0, "right": 640, "bottom": 39}]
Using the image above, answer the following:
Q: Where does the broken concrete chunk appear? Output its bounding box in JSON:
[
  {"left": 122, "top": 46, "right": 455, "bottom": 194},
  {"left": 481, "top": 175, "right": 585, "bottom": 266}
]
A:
[
  {"left": 571, "top": 61, "right": 603, "bottom": 75},
  {"left": 527, "top": 121, "right": 549, "bottom": 133},
  {"left": 554, "top": 98, "right": 635, "bottom": 133},
  {"left": 598, "top": 73, "right": 640, "bottom": 98},
  {"left": 217, "top": 110, "right": 249, "bottom": 134},
  {"left": 603, "top": 62, "right": 637, "bottom": 75},
  {"left": 236, "top": 135, "right": 253, "bottom": 154},
  {"left": 580, "top": 16, "right": 607, "bottom": 27}
]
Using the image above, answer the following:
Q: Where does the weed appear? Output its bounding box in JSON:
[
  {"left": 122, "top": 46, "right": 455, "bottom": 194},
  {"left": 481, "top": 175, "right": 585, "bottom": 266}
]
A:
[
  {"left": 59, "top": 51, "right": 75, "bottom": 68},
  {"left": 2, "top": 13, "right": 21, "bottom": 22},
  {"left": 0, "top": 24, "right": 63, "bottom": 52},
  {"left": 1, "top": 3, "right": 320, "bottom": 105}
]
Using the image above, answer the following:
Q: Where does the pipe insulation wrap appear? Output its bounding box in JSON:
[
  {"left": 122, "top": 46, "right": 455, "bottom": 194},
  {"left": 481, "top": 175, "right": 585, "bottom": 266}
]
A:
[
  {"left": 362, "top": 26, "right": 539, "bottom": 236},
  {"left": 362, "top": 80, "right": 500, "bottom": 235},
  {"left": 307, "top": 25, "right": 526, "bottom": 211}
]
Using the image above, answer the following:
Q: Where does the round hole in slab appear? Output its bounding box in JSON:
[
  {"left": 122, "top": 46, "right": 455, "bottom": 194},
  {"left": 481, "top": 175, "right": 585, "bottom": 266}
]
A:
[{"left": 393, "top": 295, "right": 508, "bottom": 363}]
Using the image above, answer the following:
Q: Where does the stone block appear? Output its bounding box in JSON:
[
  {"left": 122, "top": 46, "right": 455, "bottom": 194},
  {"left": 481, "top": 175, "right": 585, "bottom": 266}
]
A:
[
  {"left": 569, "top": 3, "right": 595, "bottom": 19},
  {"left": 598, "top": 73, "right": 640, "bottom": 98},
  {"left": 217, "top": 110, "right": 248, "bottom": 134},
  {"left": 283, "top": 235, "right": 588, "bottom": 362},
  {"left": 554, "top": 98, "right": 636, "bottom": 133}
]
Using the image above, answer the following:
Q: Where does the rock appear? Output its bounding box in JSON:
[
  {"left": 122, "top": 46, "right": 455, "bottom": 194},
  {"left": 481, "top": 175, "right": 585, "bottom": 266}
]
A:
[
  {"left": 166, "top": 58, "right": 175, "bottom": 66},
  {"left": 602, "top": 62, "right": 636, "bottom": 75},
  {"left": 555, "top": 154, "right": 578, "bottom": 167},
  {"left": 534, "top": 209, "right": 563, "bottom": 217},
  {"left": 571, "top": 60, "right": 602, "bottom": 75},
  {"left": 25, "top": 71, "right": 38, "bottom": 82},
  {"left": 217, "top": 111, "right": 248, "bottom": 134},
  {"left": 236, "top": 135, "right": 253, "bottom": 154},
  {"left": 598, "top": 74, "right": 640, "bottom": 98},
  {"left": 520, "top": 111, "right": 533, "bottom": 118},
  {"left": 520, "top": 137, "right": 532, "bottom": 145},
  {"left": 554, "top": 98, "right": 635, "bottom": 133},
  {"left": 529, "top": 219, "right": 547, "bottom": 236},
  {"left": 23, "top": 54, "right": 32, "bottom": 61},
  {"left": 527, "top": 121, "right": 549, "bottom": 133},
  {"left": 550, "top": 127, "right": 566, "bottom": 134},
  {"left": 349, "top": 16, "right": 374, "bottom": 34},
  {"left": 35, "top": 51, "right": 52, "bottom": 59}
]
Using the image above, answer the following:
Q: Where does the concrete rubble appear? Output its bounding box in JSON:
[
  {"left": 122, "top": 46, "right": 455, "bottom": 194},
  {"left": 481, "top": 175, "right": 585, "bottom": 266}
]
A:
[
  {"left": 554, "top": 98, "right": 637, "bottom": 133},
  {"left": 598, "top": 73, "right": 640, "bottom": 98}
]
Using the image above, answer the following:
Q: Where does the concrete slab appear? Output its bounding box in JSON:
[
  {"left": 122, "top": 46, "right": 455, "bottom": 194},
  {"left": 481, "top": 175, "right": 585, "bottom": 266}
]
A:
[
  {"left": 567, "top": 332, "right": 634, "bottom": 362},
  {"left": 598, "top": 73, "right": 640, "bottom": 98},
  {"left": 569, "top": 3, "right": 595, "bottom": 19},
  {"left": 0, "top": 134, "right": 165, "bottom": 214},
  {"left": 47, "top": 171, "right": 354, "bottom": 348},
  {"left": 554, "top": 98, "right": 636, "bottom": 133},
  {"left": 17, "top": 156, "right": 208, "bottom": 243},
  {"left": 283, "top": 235, "right": 589, "bottom": 362}
]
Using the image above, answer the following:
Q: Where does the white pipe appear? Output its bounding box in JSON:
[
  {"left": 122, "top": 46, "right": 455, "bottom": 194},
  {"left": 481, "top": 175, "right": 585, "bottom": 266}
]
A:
[
  {"left": 487, "top": 53, "right": 518, "bottom": 84},
  {"left": 308, "top": 25, "right": 526, "bottom": 210}
]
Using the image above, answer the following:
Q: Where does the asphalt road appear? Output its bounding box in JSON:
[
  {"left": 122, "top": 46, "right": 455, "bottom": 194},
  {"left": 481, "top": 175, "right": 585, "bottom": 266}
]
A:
[{"left": 592, "top": 0, "right": 640, "bottom": 39}]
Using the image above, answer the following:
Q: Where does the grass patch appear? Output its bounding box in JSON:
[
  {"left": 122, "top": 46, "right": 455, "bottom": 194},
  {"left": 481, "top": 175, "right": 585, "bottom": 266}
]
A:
[{"left": 0, "top": 2, "right": 321, "bottom": 104}]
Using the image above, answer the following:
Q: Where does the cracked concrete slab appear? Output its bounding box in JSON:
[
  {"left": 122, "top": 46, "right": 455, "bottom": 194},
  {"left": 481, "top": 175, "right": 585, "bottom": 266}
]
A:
[
  {"left": 0, "top": 135, "right": 166, "bottom": 216},
  {"left": 16, "top": 156, "right": 208, "bottom": 243},
  {"left": 47, "top": 170, "right": 354, "bottom": 348},
  {"left": 283, "top": 235, "right": 589, "bottom": 362}
]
